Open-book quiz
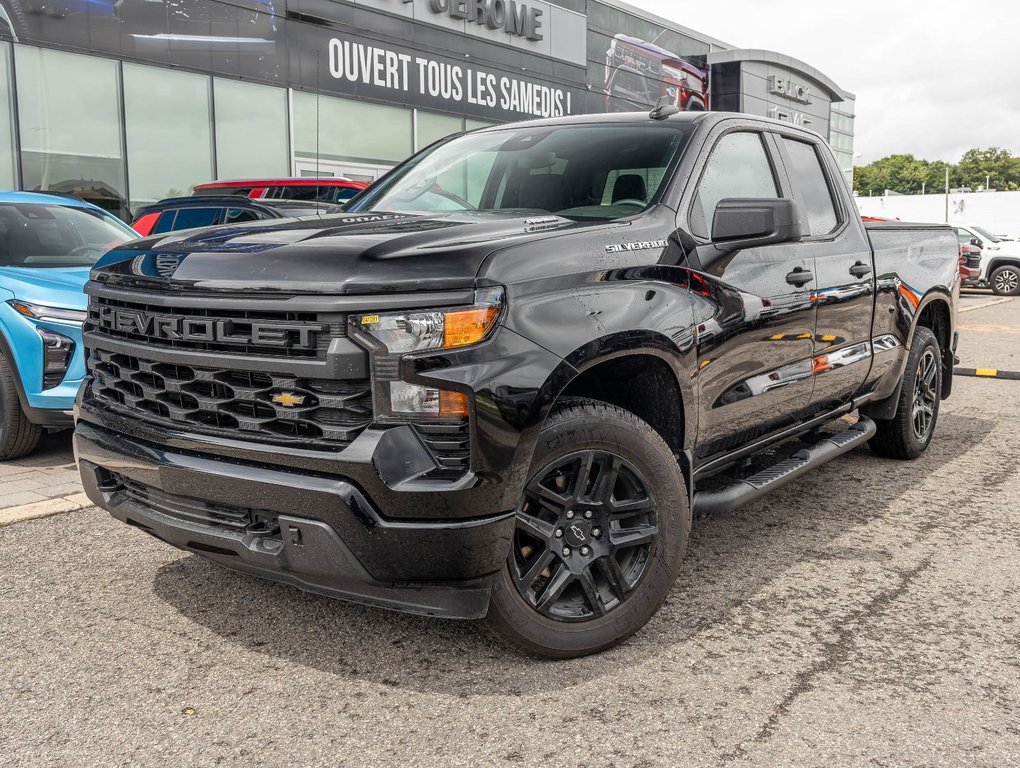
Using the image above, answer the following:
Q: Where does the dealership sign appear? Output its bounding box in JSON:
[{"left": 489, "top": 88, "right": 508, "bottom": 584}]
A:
[
  {"left": 427, "top": 0, "right": 545, "bottom": 41},
  {"left": 768, "top": 75, "right": 813, "bottom": 105},
  {"left": 325, "top": 35, "right": 576, "bottom": 119}
]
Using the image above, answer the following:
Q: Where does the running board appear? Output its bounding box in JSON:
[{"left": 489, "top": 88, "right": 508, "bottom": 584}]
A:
[{"left": 693, "top": 417, "right": 877, "bottom": 516}]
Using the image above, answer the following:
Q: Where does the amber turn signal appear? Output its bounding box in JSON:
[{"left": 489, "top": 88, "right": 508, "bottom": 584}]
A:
[
  {"left": 443, "top": 306, "right": 500, "bottom": 349},
  {"left": 439, "top": 389, "right": 470, "bottom": 417}
]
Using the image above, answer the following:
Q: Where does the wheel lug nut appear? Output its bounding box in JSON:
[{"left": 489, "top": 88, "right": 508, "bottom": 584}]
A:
[
  {"left": 566, "top": 510, "right": 575, "bottom": 520},
  {"left": 580, "top": 546, "right": 590, "bottom": 556},
  {"left": 584, "top": 510, "right": 593, "bottom": 519},
  {"left": 554, "top": 528, "right": 563, "bottom": 538},
  {"left": 562, "top": 546, "right": 572, "bottom": 557},
  {"left": 591, "top": 527, "right": 601, "bottom": 538}
]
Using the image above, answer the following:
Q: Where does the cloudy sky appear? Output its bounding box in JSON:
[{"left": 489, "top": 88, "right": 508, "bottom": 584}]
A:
[{"left": 629, "top": 0, "right": 1020, "bottom": 165}]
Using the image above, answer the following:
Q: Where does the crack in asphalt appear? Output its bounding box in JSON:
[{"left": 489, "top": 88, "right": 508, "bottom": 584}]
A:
[{"left": 722, "top": 555, "right": 935, "bottom": 763}]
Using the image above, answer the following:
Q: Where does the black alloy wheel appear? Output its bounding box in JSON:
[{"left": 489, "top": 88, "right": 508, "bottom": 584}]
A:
[
  {"left": 487, "top": 399, "right": 689, "bottom": 659},
  {"left": 911, "top": 347, "right": 939, "bottom": 442},
  {"left": 511, "top": 450, "right": 657, "bottom": 621},
  {"left": 869, "top": 325, "right": 942, "bottom": 460}
]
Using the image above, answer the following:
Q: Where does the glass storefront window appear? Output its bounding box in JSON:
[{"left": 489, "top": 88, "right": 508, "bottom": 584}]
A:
[
  {"left": 293, "top": 91, "right": 412, "bottom": 164},
  {"left": 15, "top": 46, "right": 126, "bottom": 218},
  {"left": 465, "top": 118, "right": 497, "bottom": 132},
  {"left": 213, "top": 78, "right": 289, "bottom": 180},
  {"left": 0, "top": 44, "right": 15, "bottom": 189},
  {"left": 416, "top": 111, "right": 463, "bottom": 151},
  {"left": 123, "top": 64, "right": 213, "bottom": 208}
]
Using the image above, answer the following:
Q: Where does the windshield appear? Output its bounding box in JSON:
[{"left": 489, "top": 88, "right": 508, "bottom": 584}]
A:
[
  {"left": 0, "top": 203, "right": 135, "bottom": 268},
  {"left": 971, "top": 225, "right": 1001, "bottom": 243},
  {"left": 348, "top": 124, "right": 692, "bottom": 221}
]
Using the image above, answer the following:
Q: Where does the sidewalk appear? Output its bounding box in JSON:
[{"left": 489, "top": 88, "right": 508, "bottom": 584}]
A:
[{"left": 0, "top": 432, "right": 90, "bottom": 525}]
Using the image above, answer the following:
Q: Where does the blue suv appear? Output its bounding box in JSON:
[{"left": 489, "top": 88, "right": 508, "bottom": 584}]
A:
[{"left": 0, "top": 192, "right": 136, "bottom": 459}]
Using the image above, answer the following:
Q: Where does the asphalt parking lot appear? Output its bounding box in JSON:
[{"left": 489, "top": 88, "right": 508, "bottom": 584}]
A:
[{"left": 2, "top": 293, "right": 1019, "bottom": 767}]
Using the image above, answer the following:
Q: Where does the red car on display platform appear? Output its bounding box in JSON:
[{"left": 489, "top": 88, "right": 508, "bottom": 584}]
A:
[{"left": 193, "top": 177, "right": 370, "bottom": 205}]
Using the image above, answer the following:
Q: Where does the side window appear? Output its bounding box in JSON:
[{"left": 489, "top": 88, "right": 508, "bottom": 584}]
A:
[
  {"left": 151, "top": 211, "right": 177, "bottom": 234},
  {"left": 781, "top": 138, "right": 839, "bottom": 236},
  {"left": 172, "top": 207, "right": 222, "bottom": 230},
  {"left": 692, "top": 132, "right": 779, "bottom": 239},
  {"left": 224, "top": 208, "right": 261, "bottom": 225}
]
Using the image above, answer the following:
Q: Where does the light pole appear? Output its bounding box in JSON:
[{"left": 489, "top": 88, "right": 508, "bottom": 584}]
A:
[{"left": 850, "top": 152, "right": 863, "bottom": 194}]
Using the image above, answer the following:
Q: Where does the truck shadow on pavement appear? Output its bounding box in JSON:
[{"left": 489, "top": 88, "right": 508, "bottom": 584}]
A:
[{"left": 151, "top": 413, "right": 991, "bottom": 696}]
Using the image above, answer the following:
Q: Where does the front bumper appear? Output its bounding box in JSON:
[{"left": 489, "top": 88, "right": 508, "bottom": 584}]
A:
[{"left": 75, "top": 421, "right": 515, "bottom": 619}]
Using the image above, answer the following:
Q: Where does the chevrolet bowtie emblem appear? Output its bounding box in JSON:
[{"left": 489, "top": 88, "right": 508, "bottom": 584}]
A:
[{"left": 271, "top": 391, "right": 306, "bottom": 408}]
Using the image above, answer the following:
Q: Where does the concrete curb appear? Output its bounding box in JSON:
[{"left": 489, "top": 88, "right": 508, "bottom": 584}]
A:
[{"left": 0, "top": 492, "right": 93, "bottom": 527}]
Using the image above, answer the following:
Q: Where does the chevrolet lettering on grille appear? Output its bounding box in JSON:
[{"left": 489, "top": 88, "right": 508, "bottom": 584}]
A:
[{"left": 95, "top": 306, "right": 328, "bottom": 350}]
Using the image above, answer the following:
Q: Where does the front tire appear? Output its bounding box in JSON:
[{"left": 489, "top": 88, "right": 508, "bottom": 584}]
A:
[
  {"left": 487, "top": 399, "right": 689, "bottom": 659},
  {"left": 869, "top": 326, "right": 941, "bottom": 460},
  {"left": 0, "top": 352, "right": 42, "bottom": 461},
  {"left": 990, "top": 265, "right": 1020, "bottom": 296}
]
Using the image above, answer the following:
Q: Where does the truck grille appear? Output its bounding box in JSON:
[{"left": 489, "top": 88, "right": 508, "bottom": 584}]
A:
[
  {"left": 87, "top": 294, "right": 345, "bottom": 359},
  {"left": 89, "top": 348, "right": 372, "bottom": 449}
]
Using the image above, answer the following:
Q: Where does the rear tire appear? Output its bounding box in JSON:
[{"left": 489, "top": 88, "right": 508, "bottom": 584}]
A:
[
  {"left": 487, "top": 398, "right": 689, "bottom": 659},
  {"left": 869, "top": 326, "right": 941, "bottom": 460},
  {"left": 0, "top": 352, "right": 42, "bottom": 461},
  {"left": 990, "top": 265, "right": 1020, "bottom": 296}
]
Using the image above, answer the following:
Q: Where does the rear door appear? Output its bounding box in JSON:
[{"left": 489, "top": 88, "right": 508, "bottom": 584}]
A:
[
  {"left": 774, "top": 132, "right": 875, "bottom": 411},
  {"left": 681, "top": 126, "right": 818, "bottom": 460}
]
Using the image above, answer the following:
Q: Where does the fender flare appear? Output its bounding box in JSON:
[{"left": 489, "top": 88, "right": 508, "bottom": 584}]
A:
[
  {"left": 863, "top": 289, "right": 955, "bottom": 421},
  {"left": 499, "top": 330, "right": 695, "bottom": 508}
]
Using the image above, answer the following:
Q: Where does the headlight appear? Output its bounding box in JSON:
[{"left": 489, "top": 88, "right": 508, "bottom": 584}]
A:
[
  {"left": 8, "top": 300, "right": 87, "bottom": 325},
  {"left": 355, "top": 287, "right": 504, "bottom": 418},
  {"left": 356, "top": 287, "right": 503, "bottom": 354}
]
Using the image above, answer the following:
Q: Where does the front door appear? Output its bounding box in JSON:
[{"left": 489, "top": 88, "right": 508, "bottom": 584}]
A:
[{"left": 682, "top": 129, "right": 818, "bottom": 461}]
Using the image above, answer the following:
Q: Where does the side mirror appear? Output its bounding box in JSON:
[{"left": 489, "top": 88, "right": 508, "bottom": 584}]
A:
[
  {"left": 970, "top": 238, "right": 981, "bottom": 247},
  {"left": 711, "top": 198, "right": 804, "bottom": 251}
]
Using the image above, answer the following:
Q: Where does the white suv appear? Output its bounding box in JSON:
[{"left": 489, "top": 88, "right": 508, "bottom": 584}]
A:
[{"left": 954, "top": 224, "right": 1020, "bottom": 295}]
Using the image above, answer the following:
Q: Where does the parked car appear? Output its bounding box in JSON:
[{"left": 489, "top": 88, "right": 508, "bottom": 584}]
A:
[
  {"left": 131, "top": 196, "right": 344, "bottom": 237},
  {"left": 0, "top": 191, "right": 136, "bottom": 459},
  {"left": 953, "top": 223, "right": 1020, "bottom": 295},
  {"left": 76, "top": 112, "right": 959, "bottom": 658},
  {"left": 192, "top": 177, "right": 370, "bottom": 205},
  {"left": 959, "top": 243, "right": 981, "bottom": 286}
]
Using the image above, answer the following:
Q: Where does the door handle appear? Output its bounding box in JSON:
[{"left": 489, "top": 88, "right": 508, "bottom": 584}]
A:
[
  {"left": 849, "top": 261, "right": 872, "bottom": 278},
  {"left": 785, "top": 268, "right": 814, "bottom": 286}
]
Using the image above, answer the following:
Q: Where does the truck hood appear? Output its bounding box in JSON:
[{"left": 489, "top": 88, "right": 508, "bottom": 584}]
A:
[
  {"left": 0, "top": 266, "right": 90, "bottom": 310},
  {"left": 91, "top": 212, "right": 595, "bottom": 294}
]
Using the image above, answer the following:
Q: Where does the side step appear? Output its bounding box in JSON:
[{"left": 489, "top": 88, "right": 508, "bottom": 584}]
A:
[{"left": 693, "top": 417, "right": 877, "bottom": 517}]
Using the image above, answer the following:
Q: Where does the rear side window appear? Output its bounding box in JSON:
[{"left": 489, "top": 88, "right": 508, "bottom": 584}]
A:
[
  {"left": 172, "top": 207, "right": 222, "bottom": 230},
  {"left": 692, "top": 132, "right": 779, "bottom": 238},
  {"left": 781, "top": 139, "right": 839, "bottom": 236},
  {"left": 224, "top": 208, "right": 262, "bottom": 224}
]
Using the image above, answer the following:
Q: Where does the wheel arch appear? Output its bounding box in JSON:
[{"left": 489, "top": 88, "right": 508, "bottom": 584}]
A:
[{"left": 502, "top": 333, "right": 696, "bottom": 511}]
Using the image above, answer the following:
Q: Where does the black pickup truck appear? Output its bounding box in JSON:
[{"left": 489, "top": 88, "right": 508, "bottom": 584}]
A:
[{"left": 74, "top": 111, "right": 959, "bottom": 658}]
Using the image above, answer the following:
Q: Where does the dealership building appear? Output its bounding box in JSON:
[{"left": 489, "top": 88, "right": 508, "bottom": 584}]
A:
[{"left": 0, "top": 0, "right": 855, "bottom": 218}]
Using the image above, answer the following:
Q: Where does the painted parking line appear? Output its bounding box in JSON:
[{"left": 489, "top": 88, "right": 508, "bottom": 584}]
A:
[
  {"left": 954, "top": 367, "right": 1020, "bottom": 381},
  {"left": 0, "top": 492, "right": 92, "bottom": 527},
  {"left": 959, "top": 297, "right": 1014, "bottom": 313}
]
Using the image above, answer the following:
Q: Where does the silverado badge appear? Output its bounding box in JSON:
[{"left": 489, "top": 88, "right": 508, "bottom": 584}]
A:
[{"left": 271, "top": 392, "right": 306, "bottom": 408}]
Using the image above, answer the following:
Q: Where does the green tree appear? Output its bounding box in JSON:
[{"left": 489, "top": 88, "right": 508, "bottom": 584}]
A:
[
  {"left": 852, "top": 147, "right": 1020, "bottom": 195},
  {"left": 956, "top": 148, "right": 1020, "bottom": 191}
]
